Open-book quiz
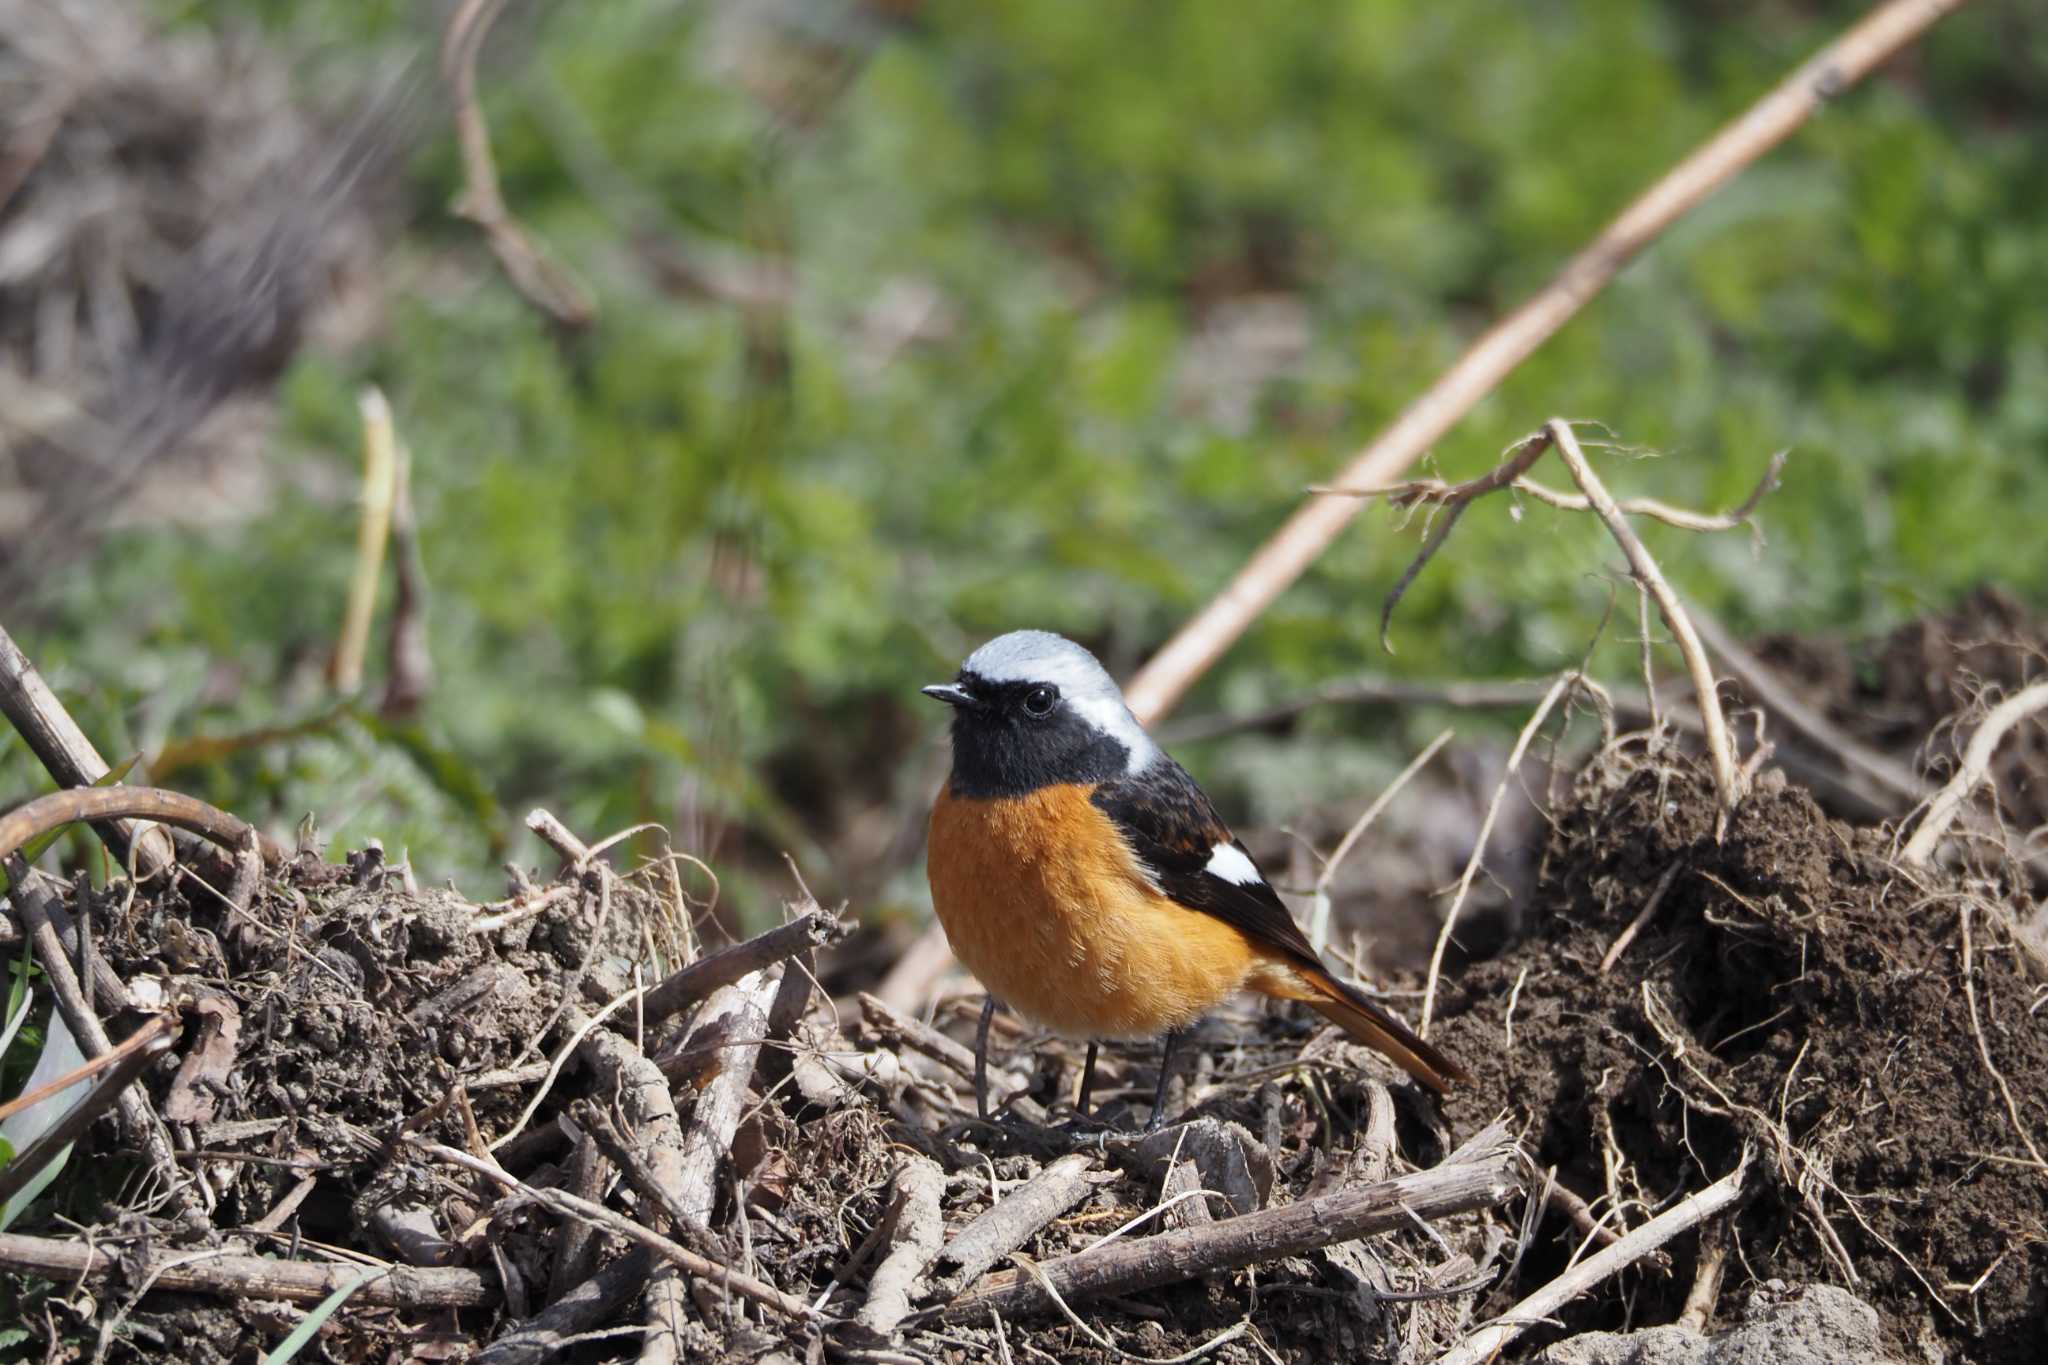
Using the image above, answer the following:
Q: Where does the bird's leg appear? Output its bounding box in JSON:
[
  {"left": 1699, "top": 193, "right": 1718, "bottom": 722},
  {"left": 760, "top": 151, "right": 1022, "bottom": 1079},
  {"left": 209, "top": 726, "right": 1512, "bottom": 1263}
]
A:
[
  {"left": 974, "top": 994, "right": 998, "bottom": 1121},
  {"left": 1145, "top": 1028, "right": 1185, "bottom": 1133},
  {"left": 1074, "top": 1041, "right": 1100, "bottom": 1117}
]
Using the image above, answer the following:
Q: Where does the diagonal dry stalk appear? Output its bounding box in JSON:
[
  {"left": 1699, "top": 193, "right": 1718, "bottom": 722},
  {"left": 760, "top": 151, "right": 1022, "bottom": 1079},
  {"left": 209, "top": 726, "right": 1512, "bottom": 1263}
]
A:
[
  {"left": 1418, "top": 671, "right": 1582, "bottom": 1037},
  {"left": 407, "top": 1136, "right": 817, "bottom": 1322},
  {"left": 1122, "top": 0, "right": 1968, "bottom": 724},
  {"left": 1308, "top": 727, "right": 1455, "bottom": 952}
]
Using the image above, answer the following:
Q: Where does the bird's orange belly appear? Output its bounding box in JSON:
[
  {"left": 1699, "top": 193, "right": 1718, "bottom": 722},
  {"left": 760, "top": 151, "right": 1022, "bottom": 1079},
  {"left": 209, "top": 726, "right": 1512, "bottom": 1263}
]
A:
[{"left": 926, "top": 782, "right": 1259, "bottom": 1039}]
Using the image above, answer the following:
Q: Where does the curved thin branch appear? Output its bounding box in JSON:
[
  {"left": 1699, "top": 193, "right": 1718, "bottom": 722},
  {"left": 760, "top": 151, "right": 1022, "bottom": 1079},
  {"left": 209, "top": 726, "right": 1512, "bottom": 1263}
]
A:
[
  {"left": 0, "top": 787, "right": 284, "bottom": 868},
  {"left": 1508, "top": 448, "right": 1785, "bottom": 537},
  {"left": 441, "top": 0, "right": 595, "bottom": 329}
]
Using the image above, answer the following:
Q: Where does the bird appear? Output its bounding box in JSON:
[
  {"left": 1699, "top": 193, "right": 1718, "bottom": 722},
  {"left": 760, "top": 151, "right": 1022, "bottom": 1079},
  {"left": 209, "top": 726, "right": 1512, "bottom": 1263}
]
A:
[{"left": 922, "top": 629, "right": 1468, "bottom": 1130}]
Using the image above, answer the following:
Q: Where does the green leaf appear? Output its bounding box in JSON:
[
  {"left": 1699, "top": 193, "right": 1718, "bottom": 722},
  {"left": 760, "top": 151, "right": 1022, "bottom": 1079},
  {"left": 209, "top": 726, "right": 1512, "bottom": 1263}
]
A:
[{"left": 0, "top": 1013, "right": 86, "bottom": 1229}]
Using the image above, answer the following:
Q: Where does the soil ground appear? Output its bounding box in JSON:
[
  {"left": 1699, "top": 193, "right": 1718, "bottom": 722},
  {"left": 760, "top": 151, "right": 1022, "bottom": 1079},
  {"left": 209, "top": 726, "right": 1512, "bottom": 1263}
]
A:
[{"left": 4, "top": 600, "right": 2044, "bottom": 1363}]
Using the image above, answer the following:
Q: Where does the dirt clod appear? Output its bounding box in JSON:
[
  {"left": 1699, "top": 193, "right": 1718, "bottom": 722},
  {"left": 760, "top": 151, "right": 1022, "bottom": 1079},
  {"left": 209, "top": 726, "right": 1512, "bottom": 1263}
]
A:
[{"left": 1437, "top": 747, "right": 2048, "bottom": 1364}]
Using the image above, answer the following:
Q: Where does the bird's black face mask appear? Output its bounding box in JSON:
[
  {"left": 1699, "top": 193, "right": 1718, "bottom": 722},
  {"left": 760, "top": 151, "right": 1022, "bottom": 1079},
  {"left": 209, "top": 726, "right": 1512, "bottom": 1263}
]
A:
[{"left": 923, "top": 672, "right": 1132, "bottom": 798}]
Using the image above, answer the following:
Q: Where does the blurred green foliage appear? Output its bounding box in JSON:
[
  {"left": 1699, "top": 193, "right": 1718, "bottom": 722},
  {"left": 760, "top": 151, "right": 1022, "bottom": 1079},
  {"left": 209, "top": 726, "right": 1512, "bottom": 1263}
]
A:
[{"left": 15, "top": 1, "right": 2047, "bottom": 914}]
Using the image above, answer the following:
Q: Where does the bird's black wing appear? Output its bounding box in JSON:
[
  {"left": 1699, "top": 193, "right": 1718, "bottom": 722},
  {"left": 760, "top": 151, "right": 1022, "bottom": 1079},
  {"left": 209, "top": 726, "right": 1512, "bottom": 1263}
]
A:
[{"left": 1090, "top": 758, "right": 1321, "bottom": 969}]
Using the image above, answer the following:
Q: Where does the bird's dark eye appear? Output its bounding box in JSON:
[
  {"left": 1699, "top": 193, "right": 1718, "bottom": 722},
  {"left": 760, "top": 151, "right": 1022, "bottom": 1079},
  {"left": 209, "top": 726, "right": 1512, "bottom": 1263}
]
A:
[{"left": 1022, "top": 684, "right": 1058, "bottom": 717}]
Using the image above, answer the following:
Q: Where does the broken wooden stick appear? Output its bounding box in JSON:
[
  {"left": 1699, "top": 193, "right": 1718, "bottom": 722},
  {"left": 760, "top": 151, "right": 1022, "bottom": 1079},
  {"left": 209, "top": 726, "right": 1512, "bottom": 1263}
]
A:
[
  {"left": 0, "top": 1231, "right": 492, "bottom": 1309},
  {"left": 928, "top": 1152, "right": 1106, "bottom": 1298},
  {"left": 668, "top": 970, "right": 780, "bottom": 1233},
  {"left": 640, "top": 908, "right": 847, "bottom": 1024},
  {"left": 849, "top": 1155, "right": 947, "bottom": 1341},
  {"left": 937, "top": 1125, "right": 1520, "bottom": 1323}
]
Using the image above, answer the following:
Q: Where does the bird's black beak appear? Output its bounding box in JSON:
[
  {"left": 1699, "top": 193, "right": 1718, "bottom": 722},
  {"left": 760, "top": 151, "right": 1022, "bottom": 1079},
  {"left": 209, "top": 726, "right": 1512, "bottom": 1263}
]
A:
[{"left": 921, "top": 682, "right": 977, "bottom": 709}]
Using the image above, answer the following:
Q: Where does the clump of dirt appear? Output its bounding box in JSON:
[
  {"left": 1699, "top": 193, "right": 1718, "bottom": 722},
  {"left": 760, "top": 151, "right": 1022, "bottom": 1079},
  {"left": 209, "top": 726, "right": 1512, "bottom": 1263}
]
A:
[
  {"left": 1756, "top": 585, "right": 2048, "bottom": 835},
  {"left": 1435, "top": 747, "right": 2048, "bottom": 1364},
  {"left": 76, "top": 846, "right": 610, "bottom": 1242}
]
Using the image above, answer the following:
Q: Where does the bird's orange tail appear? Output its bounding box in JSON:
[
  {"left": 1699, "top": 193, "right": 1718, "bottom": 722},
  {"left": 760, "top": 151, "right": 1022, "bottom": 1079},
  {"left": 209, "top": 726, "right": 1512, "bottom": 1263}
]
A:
[{"left": 1299, "top": 966, "right": 1470, "bottom": 1096}]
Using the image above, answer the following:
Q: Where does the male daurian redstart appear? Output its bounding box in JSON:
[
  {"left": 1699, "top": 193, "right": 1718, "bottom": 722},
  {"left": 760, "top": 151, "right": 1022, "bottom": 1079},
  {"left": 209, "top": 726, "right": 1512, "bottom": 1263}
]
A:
[{"left": 923, "top": 630, "right": 1468, "bottom": 1129}]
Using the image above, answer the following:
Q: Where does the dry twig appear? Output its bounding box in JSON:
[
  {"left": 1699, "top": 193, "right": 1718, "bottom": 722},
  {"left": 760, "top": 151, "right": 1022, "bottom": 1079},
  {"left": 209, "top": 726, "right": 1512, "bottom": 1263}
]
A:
[
  {"left": 7, "top": 865, "right": 200, "bottom": 1219},
  {"left": 1688, "top": 605, "right": 1922, "bottom": 809},
  {"left": 0, "top": 624, "right": 175, "bottom": 874},
  {"left": 1597, "top": 862, "right": 1684, "bottom": 974},
  {"left": 1901, "top": 681, "right": 2048, "bottom": 865},
  {"left": 0, "top": 1010, "right": 176, "bottom": 1129},
  {"left": 407, "top": 1137, "right": 816, "bottom": 1322},
  {"left": 641, "top": 909, "right": 848, "bottom": 1024},
  {"left": 0, "top": 1011, "right": 177, "bottom": 1210},
  {"left": 479, "top": 1249, "right": 655, "bottom": 1365},
  {"left": 440, "top": 0, "right": 594, "bottom": 328},
  {"left": 1675, "top": 1214, "right": 1731, "bottom": 1333},
  {"left": 1547, "top": 420, "right": 1742, "bottom": 821},
  {"left": 1418, "top": 672, "right": 1579, "bottom": 1036},
  {"left": 669, "top": 971, "right": 780, "bottom": 1233},
  {"left": 0, "top": 786, "right": 284, "bottom": 868},
  {"left": 1433, "top": 1154, "right": 1749, "bottom": 1365},
  {"left": 849, "top": 1156, "right": 947, "bottom": 1341},
  {"left": 1308, "top": 728, "right": 1455, "bottom": 952},
  {"left": 1957, "top": 902, "right": 2046, "bottom": 1169},
  {"left": 929, "top": 1153, "right": 1106, "bottom": 1298}
]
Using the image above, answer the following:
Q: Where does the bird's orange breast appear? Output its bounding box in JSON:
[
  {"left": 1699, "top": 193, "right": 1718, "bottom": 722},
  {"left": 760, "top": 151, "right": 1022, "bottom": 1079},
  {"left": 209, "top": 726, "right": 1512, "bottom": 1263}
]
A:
[{"left": 926, "top": 781, "right": 1264, "bottom": 1039}]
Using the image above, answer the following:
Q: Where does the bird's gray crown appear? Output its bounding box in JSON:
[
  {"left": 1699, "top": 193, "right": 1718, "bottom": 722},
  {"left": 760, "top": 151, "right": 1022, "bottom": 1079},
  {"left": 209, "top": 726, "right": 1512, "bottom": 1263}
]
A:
[{"left": 960, "top": 630, "right": 1159, "bottom": 772}]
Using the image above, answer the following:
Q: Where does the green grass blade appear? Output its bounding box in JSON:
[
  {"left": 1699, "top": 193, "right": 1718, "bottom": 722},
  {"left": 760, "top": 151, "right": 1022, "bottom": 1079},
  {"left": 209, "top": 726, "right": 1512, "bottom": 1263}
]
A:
[{"left": 261, "top": 1267, "right": 387, "bottom": 1363}]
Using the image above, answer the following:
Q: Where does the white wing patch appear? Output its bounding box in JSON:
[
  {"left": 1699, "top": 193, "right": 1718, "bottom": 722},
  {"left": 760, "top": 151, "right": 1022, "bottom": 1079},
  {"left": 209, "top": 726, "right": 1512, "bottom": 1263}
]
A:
[{"left": 1204, "top": 841, "right": 1265, "bottom": 887}]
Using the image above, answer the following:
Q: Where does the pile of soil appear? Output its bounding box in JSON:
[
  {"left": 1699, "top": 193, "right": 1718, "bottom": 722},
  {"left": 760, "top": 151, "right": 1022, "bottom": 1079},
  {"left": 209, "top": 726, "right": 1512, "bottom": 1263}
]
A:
[
  {"left": 1435, "top": 749, "right": 2048, "bottom": 1363},
  {"left": 3, "top": 838, "right": 1524, "bottom": 1363},
  {"left": 3, "top": 609, "right": 2043, "bottom": 1362}
]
